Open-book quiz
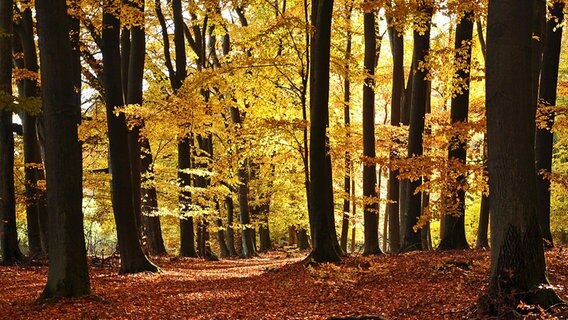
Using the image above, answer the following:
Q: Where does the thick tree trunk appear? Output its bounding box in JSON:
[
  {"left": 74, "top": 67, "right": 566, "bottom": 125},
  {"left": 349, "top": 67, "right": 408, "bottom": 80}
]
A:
[
  {"left": 102, "top": 1, "right": 158, "bottom": 274},
  {"left": 0, "top": 0, "right": 23, "bottom": 265},
  {"left": 35, "top": 0, "right": 90, "bottom": 297},
  {"left": 535, "top": 1, "right": 564, "bottom": 248},
  {"left": 362, "top": 11, "right": 381, "bottom": 256},
  {"left": 386, "top": 21, "right": 403, "bottom": 253},
  {"left": 438, "top": 11, "right": 473, "bottom": 251},
  {"left": 307, "top": 0, "right": 342, "bottom": 263},
  {"left": 480, "top": 0, "right": 562, "bottom": 312},
  {"left": 400, "top": 4, "right": 432, "bottom": 252}
]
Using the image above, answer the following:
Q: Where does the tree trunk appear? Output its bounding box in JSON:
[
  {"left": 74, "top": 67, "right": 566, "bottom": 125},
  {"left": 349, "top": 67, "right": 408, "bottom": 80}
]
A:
[
  {"left": 0, "top": 0, "right": 23, "bottom": 265},
  {"left": 307, "top": 0, "right": 342, "bottom": 263},
  {"left": 535, "top": 1, "right": 564, "bottom": 248},
  {"left": 480, "top": 0, "right": 562, "bottom": 312},
  {"left": 35, "top": 0, "right": 90, "bottom": 297},
  {"left": 179, "top": 138, "right": 197, "bottom": 257},
  {"left": 362, "top": 11, "right": 381, "bottom": 256},
  {"left": 215, "top": 201, "right": 230, "bottom": 258},
  {"left": 476, "top": 192, "right": 490, "bottom": 249},
  {"left": 13, "top": 5, "right": 48, "bottom": 257},
  {"left": 386, "top": 20, "right": 403, "bottom": 253},
  {"left": 140, "top": 137, "right": 167, "bottom": 255},
  {"left": 225, "top": 196, "right": 237, "bottom": 256},
  {"left": 340, "top": 6, "right": 353, "bottom": 254},
  {"left": 102, "top": 0, "right": 158, "bottom": 274},
  {"left": 438, "top": 11, "right": 473, "bottom": 251},
  {"left": 297, "top": 228, "right": 311, "bottom": 250},
  {"left": 400, "top": 4, "right": 432, "bottom": 252}
]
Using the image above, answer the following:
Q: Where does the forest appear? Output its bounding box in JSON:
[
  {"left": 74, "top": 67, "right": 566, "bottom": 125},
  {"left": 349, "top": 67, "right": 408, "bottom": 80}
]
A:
[{"left": 1, "top": 0, "right": 568, "bottom": 318}]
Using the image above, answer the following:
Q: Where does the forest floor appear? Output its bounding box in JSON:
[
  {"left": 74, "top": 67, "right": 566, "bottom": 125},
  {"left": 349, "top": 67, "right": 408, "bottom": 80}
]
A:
[{"left": 1, "top": 248, "right": 568, "bottom": 319}]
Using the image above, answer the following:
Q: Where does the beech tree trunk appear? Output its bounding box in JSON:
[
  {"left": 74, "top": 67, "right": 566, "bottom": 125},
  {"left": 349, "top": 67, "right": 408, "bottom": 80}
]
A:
[
  {"left": 362, "top": 11, "right": 381, "bottom": 256},
  {"left": 225, "top": 196, "right": 237, "bottom": 256},
  {"left": 307, "top": 0, "right": 341, "bottom": 263},
  {"left": 13, "top": 4, "right": 49, "bottom": 257},
  {"left": 535, "top": 1, "right": 564, "bottom": 248},
  {"left": 386, "top": 19, "right": 403, "bottom": 253},
  {"left": 0, "top": 0, "right": 24, "bottom": 265},
  {"left": 400, "top": 4, "right": 432, "bottom": 252},
  {"left": 438, "top": 11, "right": 473, "bottom": 251},
  {"left": 35, "top": 0, "right": 90, "bottom": 297},
  {"left": 340, "top": 6, "right": 353, "bottom": 254},
  {"left": 102, "top": 0, "right": 158, "bottom": 274},
  {"left": 480, "top": 0, "right": 562, "bottom": 312}
]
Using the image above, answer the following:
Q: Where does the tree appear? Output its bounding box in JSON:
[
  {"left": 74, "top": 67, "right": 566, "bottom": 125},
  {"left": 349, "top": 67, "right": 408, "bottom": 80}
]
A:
[
  {"left": 35, "top": 0, "right": 90, "bottom": 297},
  {"left": 102, "top": 0, "right": 158, "bottom": 273},
  {"left": 386, "top": 17, "right": 403, "bottom": 253},
  {"left": 362, "top": 10, "right": 382, "bottom": 255},
  {"left": 438, "top": 11, "right": 473, "bottom": 251},
  {"left": 308, "top": 0, "right": 342, "bottom": 263},
  {"left": 310, "top": 0, "right": 341, "bottom": 262},
  {"left": 122, "top": 0, "right": 167, "bottom": 255},
  {"left": 340, "top": 2, "right": 353, "bottom": 253},
  {"left": 480, "top": 0, "right": 562, "bottom": 313},
  {"left": 535, "top": 0, "right": 564, "bottom": 248},
  {"left": 400, "top": 2, "right": 433, "bottom": 252},
  {"left": 0, "top": 0, "right": 24, "bottom": 265},
  {"left": 14, "top": 1, "right": 49, "bottom": 258}
]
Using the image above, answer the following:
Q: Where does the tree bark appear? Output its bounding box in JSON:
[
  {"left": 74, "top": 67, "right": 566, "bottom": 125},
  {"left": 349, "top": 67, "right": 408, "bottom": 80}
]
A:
[
  {"left": 362, "top": 11, "right": 382, "bottom": 256},
  {"left": 307, "top": 0, "right": 342, "bottom": 263},
  {"left": 438, "top": 11, "right": 473, "bottom": 251},
  {"left": 0, "top": 0, "right": 24, "bottom": 265},
  {"left": 35, "top": 0, "right": 90, "bottom": 297},
  {"left": 225, "top": 196, "right": 237, "bottom": 256},
  {"left": 480, "top": 0, "right": 562, "bottom": 312},
  {"left": 535, "top": 1, "right": 564, "bottom": 248},
  {"left": 179, "top": 137, "right": 197, "bottom": 257},
  {"left": 386, "top": 19, "right": 403, "bottom": 253},
  {"left": 400, "top": 4, "right": 432, "bottom": 252},
  {"left": 102, "top": 0, "right": 158, "bottom": 274},
  {"left": 340, "top": 5, "right": 353, "bottom": 254},
  {"left": 13, "top": 4, "right": 49, "bottom": 257}
]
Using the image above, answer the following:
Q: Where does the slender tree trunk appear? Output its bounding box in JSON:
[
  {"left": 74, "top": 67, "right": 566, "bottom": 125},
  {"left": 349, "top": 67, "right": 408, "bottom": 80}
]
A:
[
  {"left": 362, "top": 11, "right": 381, "bottom": 255},
  {"left": 535, "top": 1, "right": 564, "bottom": 248},
  {"left": 215, "top": 201, "right": 230, "bottom": 258},
  {"left": 179, "top": 137, "right": 197, "bottom": 257},
  {"left": 438, "top": 11, "right": 473, "bottom": 251},
  {"left": 225, "top": 196, "right": 237, "bottom": 256},
  {"left": 480, "top": 0, "right": 562, "bottom": 312},
  {"left": 400, "top": 4, "right": 432, "bottom": 252},
  {"left": 386, "top": 20, "right": 403, "bottom": 253},
  {"left": 140, "top": 137, "right": 167, "bottom": 255},
  {"left": 0, "top": 0, "right": 23, "bottom": 265},
  {"left": 476, "top": 190, "right": 490, "bottom": 249},
  {"left": 35, "top": 0, "right": 90, "bottom": 297},
  {"left": 340, "top": 6, "right": 353, "bottom": 254},
  {"left": 102, "top": 0, "right": 158, "bottom": 274},
  {"left": 398, "top": 36, "right": 414, "bottom": 243},
  {"left": 13, "top": 5, "right": 48, "bottom": 257}
]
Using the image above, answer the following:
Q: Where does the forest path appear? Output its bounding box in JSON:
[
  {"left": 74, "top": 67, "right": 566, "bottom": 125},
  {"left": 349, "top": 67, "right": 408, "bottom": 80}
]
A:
[{"left": 1, "top": 249, "right": 568, "bottom": 319}]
